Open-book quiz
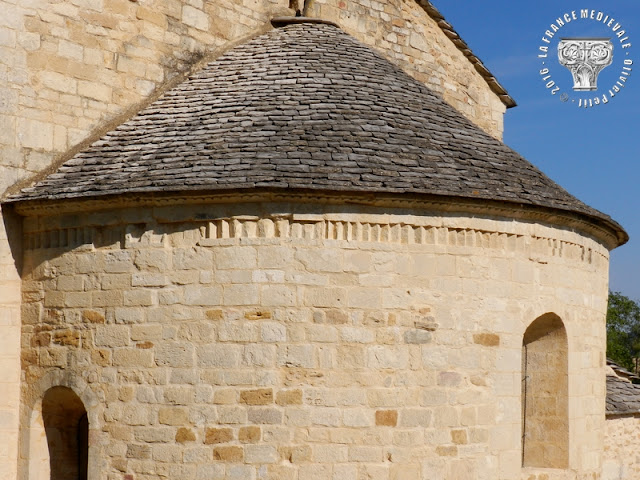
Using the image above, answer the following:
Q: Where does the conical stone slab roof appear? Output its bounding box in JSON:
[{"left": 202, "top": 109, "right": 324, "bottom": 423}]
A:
[{"left": 10, "top": 19, "right": 626, "bottom": 245}]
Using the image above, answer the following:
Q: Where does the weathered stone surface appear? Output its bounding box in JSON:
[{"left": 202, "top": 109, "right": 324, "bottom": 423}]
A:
[
  {"left": 247, "top": 408, "right": 283, "bottom": 425},
  {"left": 13, "top": 205, "right": 617, "bottom": 480},
  {"left": 240, "top": 389, "right": 273, "bottom": 406},
  {"left": 239, "top": 426, "right": 261, "bottom": 444},
  {"left": 3, "top": 2, "right": 622, "bottom": 480},
  {"left": 204, "top": 427, "right": 233, "bottom": 445},
  {"left": 375, "top": 410, "right": 398, "bottom": 427},
  {"left": 276, "top": 389, "right": 302, "bottom": 406},
  {"left": 604, "top": 410, "right": 640, "bottom": 480},
  {"left": 158, "top": 407, "right": 190, "bottom": 426},
  {"left": 213, "top": 446, "right": 243, "bottom": 462},
  {"left": 82, "top": 310, "right": 105, "bottom": 324},
  {"left": 473, "top": 333, "right": 500, "bottom": 347},
  {"left": 404, "top": 329, "right": 432, "bottom": 344},
  {"left": 175, "top": 427, "right": 196, "bottom": 443}
]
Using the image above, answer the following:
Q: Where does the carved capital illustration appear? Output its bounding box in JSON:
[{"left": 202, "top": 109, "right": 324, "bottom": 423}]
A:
[{"left": 558, "top": 38, "right": 613, "bottom": 91}]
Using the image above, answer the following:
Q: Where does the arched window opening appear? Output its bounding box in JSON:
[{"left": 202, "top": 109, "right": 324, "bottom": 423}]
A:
[
  {"left": 522, "top": 313, "right": 569, "bottom": 469},
  {"left": 42, "top": 386, "right": 88, "bottom": 480}
]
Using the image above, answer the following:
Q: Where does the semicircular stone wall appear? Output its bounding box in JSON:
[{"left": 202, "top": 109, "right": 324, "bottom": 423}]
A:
[{"left": 18, "top": 198, "right": 610, "bottom": 480}]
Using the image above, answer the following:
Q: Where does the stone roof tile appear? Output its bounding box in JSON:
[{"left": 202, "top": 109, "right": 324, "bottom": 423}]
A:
[
  {"left": 607, "top": 375, "right": 640, "bottom": 416},
  {"left": 7, "top": 21, "right": 627, "bottom": 245}
]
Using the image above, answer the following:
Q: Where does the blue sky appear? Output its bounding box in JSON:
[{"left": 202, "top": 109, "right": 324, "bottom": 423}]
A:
[{"left": 436, "top": 1, "right": 640, "bottom": 300}]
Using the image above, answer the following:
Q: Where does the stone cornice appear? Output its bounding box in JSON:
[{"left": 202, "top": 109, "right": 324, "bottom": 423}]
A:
[{"left": 11, "top": 189, "right": 624, "bottom": 251}]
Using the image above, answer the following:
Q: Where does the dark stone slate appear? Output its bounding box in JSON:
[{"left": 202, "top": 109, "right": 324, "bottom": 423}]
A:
[{"left": 4, "top": 22, "right": 625, "bottom": 243}]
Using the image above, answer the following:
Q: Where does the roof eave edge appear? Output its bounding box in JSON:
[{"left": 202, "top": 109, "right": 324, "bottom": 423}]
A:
[{"left": 8, "top": 188, "right": 625, "bottom": 250}]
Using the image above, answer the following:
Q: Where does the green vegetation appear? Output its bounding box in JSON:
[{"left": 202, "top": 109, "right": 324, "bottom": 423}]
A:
[{"left": 607, "top": 291, "right": 640, "bottom": 371}]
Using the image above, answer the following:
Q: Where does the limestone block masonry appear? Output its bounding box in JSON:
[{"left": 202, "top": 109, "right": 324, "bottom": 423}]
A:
[
  {"left": 16, "top": 197, "right": 609, "bottom": 480},
  {"left": 0, "top": 2, "right": 509, "bottom": 478},
  {"left": 603, "top": 416, "right": 640, "bottom": 480},
  {"left": 0, "top": 206, "right": 21, "bottom": 480}
]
